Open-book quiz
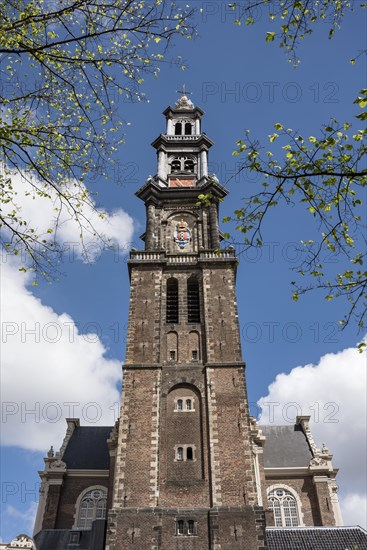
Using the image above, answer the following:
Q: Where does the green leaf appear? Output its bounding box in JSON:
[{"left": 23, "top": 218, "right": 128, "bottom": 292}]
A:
[{"left": 265, "top": 32, "right": 276, "bottom": 42}]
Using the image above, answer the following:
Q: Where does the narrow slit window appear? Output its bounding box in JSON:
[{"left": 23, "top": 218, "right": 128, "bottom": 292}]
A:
[
  {"left": 177, "top": 447, "right": 183, "bottom": 461},
  {"left": 187, "top": 277, "right": 200, "bottom": 323},
  {"left": 166, "top": 278, "right": 179, "bottom": 323}
]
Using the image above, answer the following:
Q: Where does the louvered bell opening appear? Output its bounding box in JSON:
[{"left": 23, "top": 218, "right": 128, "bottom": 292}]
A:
[
  {"left": 166, "top": 278, "right": 179, "bottom": 323},
  {"left": 187, "top": 280, "right": 200, "bottom": 323}
]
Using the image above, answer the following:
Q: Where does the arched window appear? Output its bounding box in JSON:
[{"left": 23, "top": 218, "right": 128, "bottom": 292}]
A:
[
  {"left": 76, "top": 488, "right": 107, "bottom": 529},
  {"left": 187, "top": 277, "right": 200, "bottom": 323},
  {"left": 166, "top": 278, "right": 179, "bottom": 323},
  {"left": 177, "top": 447, "right": 184, "bottom": 461},
  {"left": 184, "top": 159, "right": 194, "bottom": 172},
  {"left": 175, "top": 122, "right": 182, "bottom": 136},
  {"left": 171, "top": 159, "right": 181, "bottom": 173},
  {"left": 267, "top": 488, "right": 300, "bottom": 527},
  {"left": 176, "top": 520, "right": 185, "bottom": 535},
  {"left": 167, "top": 331, "right": 178, "bottom": 363},
  {"left": 177, "top": 399, "right": 183, "bottom": 411},
  {"left": 187, "top": 520, "right": 195, "bottom": 535},
  {"left": 186, "top": 447, "right": 193, "bottom": 460},
  {"left": 176, "top": 518, "right": 197, "bottom": 536},
  {"left": 185, "top": 122, "right": 192, "bottom": 135},
  {"left": 189, "top": 331, "right": 200, "bottom": 362},
  {"left": 186, "top": 399, "right": 192, "bottom": 410}
]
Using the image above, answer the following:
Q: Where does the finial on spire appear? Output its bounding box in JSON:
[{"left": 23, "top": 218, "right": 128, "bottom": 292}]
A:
[
  {"left": 176, "top": 84, "right": 192, "bottom": 96},
  {"left": 175, "top": 84, "right": 194, "bottom": 109}
]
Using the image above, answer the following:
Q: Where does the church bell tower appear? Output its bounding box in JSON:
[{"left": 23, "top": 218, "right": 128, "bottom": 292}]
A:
[{"left": 106, "top": 92, "right": 269, "bottom": 550}]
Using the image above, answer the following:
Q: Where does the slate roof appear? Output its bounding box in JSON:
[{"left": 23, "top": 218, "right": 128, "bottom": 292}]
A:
[
  {"left": 61, "top": 426, "right": 112, "bottom": 469},
  {"left": 266, "top": 526, "right": 367, "bottom": 550},
  {"left": 261, "top": 424, "right": 313, "bottom": 468}
]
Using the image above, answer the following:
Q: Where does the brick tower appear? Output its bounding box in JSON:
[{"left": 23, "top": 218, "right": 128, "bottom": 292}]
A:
[
  {"left": 33, "top": 93, "right": 362, "bottom": 550},
  {"left": 105, "top": 92, "right": 269, "bottom": 550}
]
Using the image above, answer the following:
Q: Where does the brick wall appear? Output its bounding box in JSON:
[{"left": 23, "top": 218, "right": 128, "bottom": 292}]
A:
[
  {"left": 313, "top": 478, "right": 337, "bottom": 525},
  {"left": 113, "top": 368, "right": 160, "bottom": 508},
  {"left": 158, "top": 368, "right": 210, "bottom": 509},
  {"left": 107, "top": 507, "right": 268, "bottom": 550},
  {"left": 208, "top": 366, "right": 257, "bottom": 508},
  {"left": 125, "top": 267, "right": 162, "bottom": 364},
  {"left": 202, "top": 267, "right": 242, "bottom": 364}
]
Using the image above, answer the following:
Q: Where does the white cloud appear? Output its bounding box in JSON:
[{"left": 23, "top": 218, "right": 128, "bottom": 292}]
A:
[
  {"left": 0, "top": 166, "right": 133, "bottom": 537},
  {"left": 1, "top": 260, "right": 122, "bottom": 452},
  {"left": 340, "top": 493, "right": 367, "bottom": 527},
  {"left": 1, "top": 167, "right": 135, "bottom": 262},
  {"left": 258, "top": 341, "right": 367, "bottom": 528},
  {"left": 1, "top": 166, "right": 133, "bottom": 451}
]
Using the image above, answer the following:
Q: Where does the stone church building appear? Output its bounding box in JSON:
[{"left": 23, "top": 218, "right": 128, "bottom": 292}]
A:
[{"left": 33, "top": 94, "right": 367, "bottom": 549}]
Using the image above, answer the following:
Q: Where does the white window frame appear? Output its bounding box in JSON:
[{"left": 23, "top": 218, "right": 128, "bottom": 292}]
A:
[
  {"left": 72, "top": 485, "right": 107, "bottom": 529},
  {"left": 174, "top": 444, "right": 196, "bottom": 462},
  {"left": 267, "top": 484, "right": 304, "bottom": 527},
  {"left": 174, "top": 396, "right": 195, "bottom": 412},
  {"left": 176, "top": 518, "right": 197, "bottom": 536}
]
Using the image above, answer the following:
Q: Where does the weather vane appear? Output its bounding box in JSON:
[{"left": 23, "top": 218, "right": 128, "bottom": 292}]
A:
[{"left": 177, "top": 84, "right": 192, "bottom": 96}]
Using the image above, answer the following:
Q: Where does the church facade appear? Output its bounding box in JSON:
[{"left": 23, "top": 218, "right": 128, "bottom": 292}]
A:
[{"left": 33, "top": 94, "right": 367, "bottom": 550}]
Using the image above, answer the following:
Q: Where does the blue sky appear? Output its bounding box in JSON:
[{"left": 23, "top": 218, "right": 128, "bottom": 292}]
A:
[{"left": 1, "top": 1, "right": 366, "bottom": 540}]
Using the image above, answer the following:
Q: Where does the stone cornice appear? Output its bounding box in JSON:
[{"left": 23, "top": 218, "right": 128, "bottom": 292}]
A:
[
  {"left": 135, "top": 178, "right": 227, "bottom": 203},
  {"left": 66, "top": 469, "right": 110, "bottom": 477},
  {"left": 265, "top": 466, "right": 310, "bottom": 476}
]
